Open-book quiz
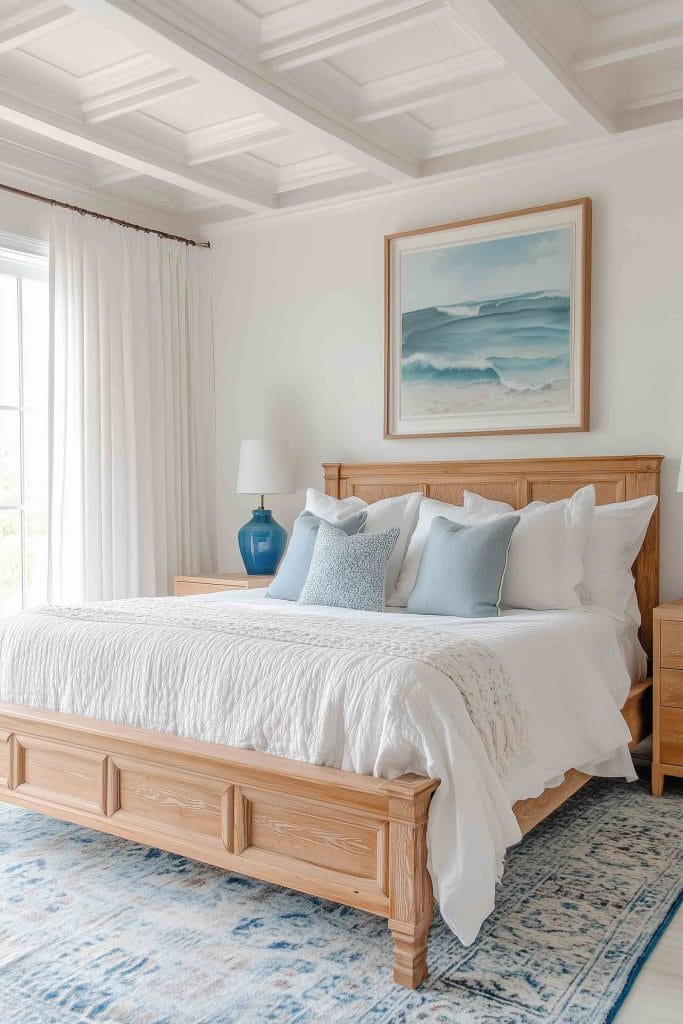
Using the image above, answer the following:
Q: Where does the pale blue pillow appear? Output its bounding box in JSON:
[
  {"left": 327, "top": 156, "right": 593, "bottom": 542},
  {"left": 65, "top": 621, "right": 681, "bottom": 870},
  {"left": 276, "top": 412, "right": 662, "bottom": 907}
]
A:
[
  {"left": 267, "top": 510, "right": 367, "bottom": 601},
  {"left": 298, "top": 520, "right": 399, "bottom": 612},
  {"left": 407, "top": 515, "right": 519, "bottom": 618}
]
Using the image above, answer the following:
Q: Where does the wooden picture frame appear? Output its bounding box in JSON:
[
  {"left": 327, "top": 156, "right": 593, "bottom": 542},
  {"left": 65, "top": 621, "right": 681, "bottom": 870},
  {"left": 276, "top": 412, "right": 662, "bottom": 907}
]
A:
[{"left": 384, "top": 198, "right": 592, "bottom": 439}]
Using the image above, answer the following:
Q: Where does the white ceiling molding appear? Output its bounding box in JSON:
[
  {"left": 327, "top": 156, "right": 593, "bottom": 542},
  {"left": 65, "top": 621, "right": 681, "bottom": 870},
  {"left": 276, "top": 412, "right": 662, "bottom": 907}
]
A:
[
  {"left": 0, "top": 133, "right": 92, "bottom": 189},
  {"left": 355, "top": 52, "right": 506, "bottom": 123},
  {"left": 203, "top": 121, "right": 683, "bottom": 235},
  {"left": 90, "top": 165, "right": 141, "bottom": 187},
  {"left": 0, "top": 75, "right": 277, "bottom": 210},
  {"left": 0, "top": 0, "right": 680, "bottom": 231},
  {"left": 79, "top": 54, "right": 198, "bottom": 122},
  {"left": 444, "top": 0, "right": 615, "bottom": 138},
  {"left": 277, "top": 170, "right": 383, "bottom": 208},
  {"left": 622, "top": 66, "right": 683, "bottom": 113},
  {"left": 186, "top": 115, "right": 292, "bottom": 165},
  {"left": 67, "top": 0, "right": 419, "bottom": 183},
  {"left": 0, "top": 144, "right": 198, "bottom": 234},
  {"left": 425, "top": 104, "right": 563, "bottom": 157},
  {"left": 258, "top": 0, "right": 446, "bottom": 72},
  {"left": 0, "top": 1, "right": 81, "bottom": 54},
  {"left": 278, "top": 153, "right": 357, "bottom": 192},
  {"left": 572, "top": 0, "right": 683, "bottom": 71}
]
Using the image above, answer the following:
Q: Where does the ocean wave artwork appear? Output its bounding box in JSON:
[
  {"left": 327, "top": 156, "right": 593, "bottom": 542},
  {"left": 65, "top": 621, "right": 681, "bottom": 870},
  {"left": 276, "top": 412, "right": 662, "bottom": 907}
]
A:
[{"left": 398, "top": 226, "right": 574, "bottom": 422}]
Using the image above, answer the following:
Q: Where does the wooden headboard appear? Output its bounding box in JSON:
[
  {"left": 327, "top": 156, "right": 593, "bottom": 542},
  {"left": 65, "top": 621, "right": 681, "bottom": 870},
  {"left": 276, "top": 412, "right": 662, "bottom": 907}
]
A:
[{"left": 323, "top": 455, "right": 663, "bottom": 657}]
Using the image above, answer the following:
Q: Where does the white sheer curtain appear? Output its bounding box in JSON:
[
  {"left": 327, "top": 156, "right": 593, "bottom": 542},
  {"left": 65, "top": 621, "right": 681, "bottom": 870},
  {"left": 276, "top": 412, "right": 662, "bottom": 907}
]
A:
[{"left": 48, "top": 207, "right": 216, "bottom": 603}]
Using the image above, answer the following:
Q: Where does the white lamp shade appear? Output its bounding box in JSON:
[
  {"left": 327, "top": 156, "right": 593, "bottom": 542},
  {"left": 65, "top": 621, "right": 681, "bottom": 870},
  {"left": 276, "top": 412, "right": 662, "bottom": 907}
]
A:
[{"left": 236, "top": 440, "right": 293, "bottom": 495}]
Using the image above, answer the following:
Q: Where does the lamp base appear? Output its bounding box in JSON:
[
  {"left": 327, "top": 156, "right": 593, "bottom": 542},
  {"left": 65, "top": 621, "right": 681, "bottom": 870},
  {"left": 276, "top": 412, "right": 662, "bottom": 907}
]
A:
[{"left": 238, "top": 508, "right": 286, "bottom": 576}]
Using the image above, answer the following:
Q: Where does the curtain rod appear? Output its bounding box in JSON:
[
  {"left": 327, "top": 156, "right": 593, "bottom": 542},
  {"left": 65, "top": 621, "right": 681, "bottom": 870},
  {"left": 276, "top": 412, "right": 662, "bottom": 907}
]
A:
[{"left": 0, "top": 182, "right": 210, "bottom": 249}]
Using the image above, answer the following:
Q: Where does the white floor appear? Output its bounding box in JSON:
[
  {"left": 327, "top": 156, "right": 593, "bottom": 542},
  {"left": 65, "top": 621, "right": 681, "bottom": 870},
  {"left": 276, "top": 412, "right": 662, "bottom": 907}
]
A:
[
  {"left": 615, "top": 905, "right": 683, "bottom": 1023},
  {"left": 614, "top": 769, "right": 683, "bottom": 1023}
]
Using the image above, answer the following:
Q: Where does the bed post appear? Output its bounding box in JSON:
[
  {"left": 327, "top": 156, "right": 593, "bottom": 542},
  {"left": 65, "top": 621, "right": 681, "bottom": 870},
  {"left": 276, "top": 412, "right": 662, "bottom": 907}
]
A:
[
  {"left": 323, "top": 463, "right": 342, "bottom": 498},
  {"left": 380, "top": 773, "right": 439, "bottom": 988}
]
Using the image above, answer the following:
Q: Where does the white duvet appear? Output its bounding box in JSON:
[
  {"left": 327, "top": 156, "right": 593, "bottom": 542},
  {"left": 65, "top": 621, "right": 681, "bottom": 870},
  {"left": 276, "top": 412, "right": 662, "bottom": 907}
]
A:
[{"left": 0, "top": 591, "right": 642, "bottom": 945}]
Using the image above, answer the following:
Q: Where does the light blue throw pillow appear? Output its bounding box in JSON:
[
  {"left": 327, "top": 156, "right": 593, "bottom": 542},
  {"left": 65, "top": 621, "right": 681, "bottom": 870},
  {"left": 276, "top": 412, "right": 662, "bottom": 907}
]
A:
[
  {"left": 298, "top": 520, "right": 399, "bottom": 612},
  {"left": 406, "top": 515, "right": 520, "bottom": 618},
  {"left": 266, "top": 510, "right": 367, "bottom": 602}
]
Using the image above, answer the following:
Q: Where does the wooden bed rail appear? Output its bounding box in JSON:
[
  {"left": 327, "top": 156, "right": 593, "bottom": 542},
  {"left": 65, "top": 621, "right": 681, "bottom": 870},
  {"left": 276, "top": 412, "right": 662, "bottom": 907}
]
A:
[{"left": 0, "top": 702, "right": 439, "bottom": 988}]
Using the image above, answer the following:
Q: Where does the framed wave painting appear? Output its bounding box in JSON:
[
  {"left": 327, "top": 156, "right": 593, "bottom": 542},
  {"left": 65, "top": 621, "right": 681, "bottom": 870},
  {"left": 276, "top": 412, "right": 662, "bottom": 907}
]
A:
[{"left": 384, "top": 198, "right": 591, "bottom": 438}]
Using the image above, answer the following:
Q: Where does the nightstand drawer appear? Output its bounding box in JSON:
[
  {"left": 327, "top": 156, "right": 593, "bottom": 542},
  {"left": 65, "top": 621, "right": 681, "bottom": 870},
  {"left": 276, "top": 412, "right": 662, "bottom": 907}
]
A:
[
  {"left": 175, "top": 581, "right": 237, "bottom": 597},
  {"left": 660, "top": 669, "right": 683, "bottom": 708},
  {"left": 659, "top": 621, "right": 683, "bottom": 667},
  {"left": 660, "top": 707, "right": 683, "bottom": 765}
]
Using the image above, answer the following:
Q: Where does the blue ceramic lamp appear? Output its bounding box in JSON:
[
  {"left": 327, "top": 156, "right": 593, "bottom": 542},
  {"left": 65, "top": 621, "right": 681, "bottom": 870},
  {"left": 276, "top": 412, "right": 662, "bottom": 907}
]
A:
[{"left": 236, "top": 439, "right": 293, "bottom": 575}]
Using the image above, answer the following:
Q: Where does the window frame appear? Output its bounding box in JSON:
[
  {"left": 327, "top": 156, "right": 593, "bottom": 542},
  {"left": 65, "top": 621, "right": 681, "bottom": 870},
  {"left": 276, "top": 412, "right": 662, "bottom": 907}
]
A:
[{"left": 0, "top": 231, "right": 49, "bottom": 610}]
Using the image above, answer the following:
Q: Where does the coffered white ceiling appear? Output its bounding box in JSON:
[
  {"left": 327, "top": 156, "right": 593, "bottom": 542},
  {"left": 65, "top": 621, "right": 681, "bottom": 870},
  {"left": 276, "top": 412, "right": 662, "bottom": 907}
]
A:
[{"left": 0, "top": 0, "right": 681, "bottom": 234}]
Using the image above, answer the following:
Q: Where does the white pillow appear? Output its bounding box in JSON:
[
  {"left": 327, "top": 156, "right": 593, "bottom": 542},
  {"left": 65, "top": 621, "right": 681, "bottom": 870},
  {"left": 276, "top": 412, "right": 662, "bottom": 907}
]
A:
[
  {"left": 580, "top": 496, "right": 658, "bottom": 623},
  {"left": 305, "top": 488, "right": 366, "bottom": 521},
  {"left": 305, "top": 488, "right": 422, "bottom": 597},
  {"left": 465, "top": 487, "right": 657, "bottom": 620},
  {"left": 463, "top": 486, "right": 596, "bottom": 611},
  {"left": 388, "top": 497, "right": 472, "bottom": 607}
]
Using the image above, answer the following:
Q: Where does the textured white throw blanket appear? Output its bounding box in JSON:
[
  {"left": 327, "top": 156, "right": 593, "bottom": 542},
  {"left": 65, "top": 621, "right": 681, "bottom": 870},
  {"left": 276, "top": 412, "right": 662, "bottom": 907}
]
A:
[{"left": 0, "top": 597, "right": 529, "bottom": 943}]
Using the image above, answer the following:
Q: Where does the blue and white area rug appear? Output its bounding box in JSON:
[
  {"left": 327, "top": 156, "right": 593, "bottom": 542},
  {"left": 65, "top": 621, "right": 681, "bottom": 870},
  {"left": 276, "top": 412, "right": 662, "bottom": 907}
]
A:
[{"left": 0, "top": 778, "right": 681, "bottom": 1024}]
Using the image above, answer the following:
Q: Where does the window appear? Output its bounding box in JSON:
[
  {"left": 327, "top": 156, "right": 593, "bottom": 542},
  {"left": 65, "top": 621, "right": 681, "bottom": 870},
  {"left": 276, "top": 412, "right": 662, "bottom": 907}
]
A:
[{"left": 0, "top": 234, "right": 49, "bottom": 615}]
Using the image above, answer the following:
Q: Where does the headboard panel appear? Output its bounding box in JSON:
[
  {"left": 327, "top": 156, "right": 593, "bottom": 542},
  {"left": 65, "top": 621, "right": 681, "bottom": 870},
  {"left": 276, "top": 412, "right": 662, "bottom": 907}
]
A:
[{"left": 323, "top": 456, "right": 663, "bottom": 658}]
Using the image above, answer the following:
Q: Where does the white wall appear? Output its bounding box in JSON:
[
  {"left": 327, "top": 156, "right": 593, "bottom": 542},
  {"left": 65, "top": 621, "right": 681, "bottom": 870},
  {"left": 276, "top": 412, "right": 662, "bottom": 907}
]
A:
[
  {"left": 0, "top": 191, "right": 50, "bottom": 241},
  {"left": 212, "top": 132, "right": 683, "bottom": 600}
]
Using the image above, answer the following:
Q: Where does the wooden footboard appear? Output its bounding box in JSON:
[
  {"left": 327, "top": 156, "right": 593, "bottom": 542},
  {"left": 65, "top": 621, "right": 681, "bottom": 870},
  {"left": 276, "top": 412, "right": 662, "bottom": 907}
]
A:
[
  {"left": 0, "top": 678, "right": 652, "bottom": 988},
  {"left": 0, "top": 702, "right": 439, "bottom": 989}
]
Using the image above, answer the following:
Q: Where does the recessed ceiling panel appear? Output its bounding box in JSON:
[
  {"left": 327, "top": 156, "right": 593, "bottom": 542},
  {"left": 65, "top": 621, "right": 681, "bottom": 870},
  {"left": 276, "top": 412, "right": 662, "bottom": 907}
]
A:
[
  {"left": 20, "top": 18, "right": 143, "bottom": 77},
  {"left": 143, "top": 86, "right": 258, "bottom": 133},
  {"left": 349, "top": 22, "right": 467, "bottom": 77}
]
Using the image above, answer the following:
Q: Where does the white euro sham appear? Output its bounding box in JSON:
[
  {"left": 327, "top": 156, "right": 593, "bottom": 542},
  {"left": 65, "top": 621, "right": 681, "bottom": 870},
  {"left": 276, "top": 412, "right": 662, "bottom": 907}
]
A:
[{"left": 463, "top": 486, "right": 596, "bottom": 611}]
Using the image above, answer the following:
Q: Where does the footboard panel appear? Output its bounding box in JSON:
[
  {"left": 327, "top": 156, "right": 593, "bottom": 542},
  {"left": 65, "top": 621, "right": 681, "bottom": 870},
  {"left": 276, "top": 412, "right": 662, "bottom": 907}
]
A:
[{"left": 0, "top": 702, "right": 438, "bottom": 984}]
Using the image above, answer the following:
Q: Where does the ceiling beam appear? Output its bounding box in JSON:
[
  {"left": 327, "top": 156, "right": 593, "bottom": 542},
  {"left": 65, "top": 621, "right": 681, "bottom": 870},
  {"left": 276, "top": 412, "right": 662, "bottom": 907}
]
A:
[
  {"left": 0, "top": 1, "right": 81, "bottom": 54},
  {"left": 572, "top": 0, "right": 683, "bottom": 71},
  {"left": 356, "top": 53, "right": 506, "bottom": 123},
  {"left": 445, "top": 0, "right": 614, "bottom": 137},
  {"left": 68, "top": 0, "right": 418, "bottom": 182},
  {"left": 186, "top": 114, "right": 291, "bottom": 165},
  {"left": 259, "top": 0, "right": 445, "bottom": 73},
  {"left": 79, "top": 54, "right": 198, "bottom": 122},
  {"left": 0, "top": 76, "right": 277, "bottom": 211}
]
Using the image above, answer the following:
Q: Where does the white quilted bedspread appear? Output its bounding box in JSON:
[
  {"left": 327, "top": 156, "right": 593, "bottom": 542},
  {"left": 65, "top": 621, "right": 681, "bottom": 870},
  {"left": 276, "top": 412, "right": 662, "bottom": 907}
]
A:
[
  {"left": 0, "top": 594, "right": 638, "bottom": 945},
  {"left": 0, "top": 596, "right": 529, "bottom": 944}
]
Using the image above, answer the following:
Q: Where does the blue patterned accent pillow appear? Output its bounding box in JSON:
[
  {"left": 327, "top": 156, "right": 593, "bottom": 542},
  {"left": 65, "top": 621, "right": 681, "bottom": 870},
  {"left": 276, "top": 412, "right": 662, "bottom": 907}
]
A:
[
  {"left": 267, "top": 510, "right": 367, "bottom": 602},
  {"left": 298, "top": 520, "right": 400, "bottom": 612},
  {"left": 407, "top": 514, "right": 520, "bottom": 618}
]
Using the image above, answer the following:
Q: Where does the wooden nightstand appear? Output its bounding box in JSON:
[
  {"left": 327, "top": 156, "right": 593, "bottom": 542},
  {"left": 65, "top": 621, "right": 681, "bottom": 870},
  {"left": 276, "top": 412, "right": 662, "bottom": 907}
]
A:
[
  {"left": 652, "top": 600, "right": 683, "bottom": 795},
  {"left": 173, "top": 572, "right": 274, "bottom": 597}
]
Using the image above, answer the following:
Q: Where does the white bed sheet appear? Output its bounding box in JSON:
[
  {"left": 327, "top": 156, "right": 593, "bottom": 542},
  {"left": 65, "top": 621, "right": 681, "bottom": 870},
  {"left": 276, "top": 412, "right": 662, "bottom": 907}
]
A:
[{"left": 196, "top": 589, "right": 643, "bottom": 804}]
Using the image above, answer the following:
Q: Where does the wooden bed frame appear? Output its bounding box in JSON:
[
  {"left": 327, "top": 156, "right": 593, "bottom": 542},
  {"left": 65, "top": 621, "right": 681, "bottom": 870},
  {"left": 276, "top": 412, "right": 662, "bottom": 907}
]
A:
[{"left": 0, "top": 455, "right": 661, "bottom": 989}]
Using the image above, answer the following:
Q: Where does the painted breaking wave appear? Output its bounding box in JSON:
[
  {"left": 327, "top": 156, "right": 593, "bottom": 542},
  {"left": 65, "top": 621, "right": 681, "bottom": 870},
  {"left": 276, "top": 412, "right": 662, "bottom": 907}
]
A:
[{"left": 401, "top": 289, "right": 571, "bottom": 397}]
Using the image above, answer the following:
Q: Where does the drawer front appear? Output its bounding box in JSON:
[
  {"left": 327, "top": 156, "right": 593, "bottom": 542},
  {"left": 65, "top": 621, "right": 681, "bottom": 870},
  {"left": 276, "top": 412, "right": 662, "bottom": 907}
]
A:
[
  {"left": 175, "top": 581, "right": 236, "bottom": 596},
  {"left": 660, "top": 669, "right": 683, "bottom": 708},
  {"left": 659, "top": 621, "right": 683, "bottom": 667},
  {"left": 660, "top": 707, "right": 683, "bottom": 766}
]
